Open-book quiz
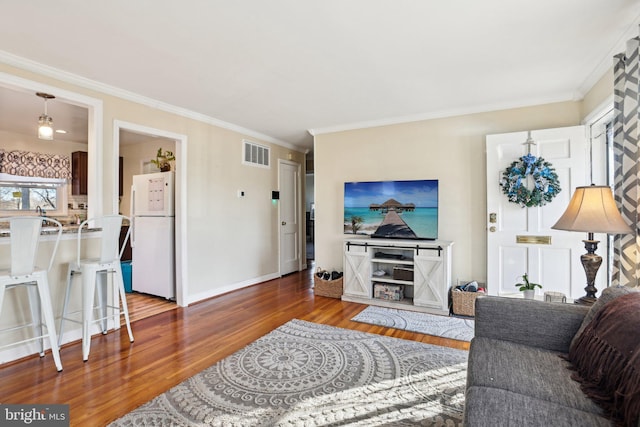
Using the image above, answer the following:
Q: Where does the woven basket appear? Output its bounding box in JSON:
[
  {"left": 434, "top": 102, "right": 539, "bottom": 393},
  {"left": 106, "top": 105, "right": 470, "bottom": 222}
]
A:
[
  {"left": 452, "top": 291, "right": 479, "bottom": 317},
  {"left": 314, "top": 276, "right": 343, "bottom": 298}
]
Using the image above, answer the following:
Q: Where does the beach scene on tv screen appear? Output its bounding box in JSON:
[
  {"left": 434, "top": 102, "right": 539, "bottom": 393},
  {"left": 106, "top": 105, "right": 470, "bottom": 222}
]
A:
[{"left": 344, "top": 180, "right": 438, "bottom": 239}]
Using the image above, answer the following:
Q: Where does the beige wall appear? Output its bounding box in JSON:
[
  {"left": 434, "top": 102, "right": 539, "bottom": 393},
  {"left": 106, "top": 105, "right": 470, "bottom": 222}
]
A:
[
  {"left": 0, "top": 62, "right": 306, "bottom": 308},
  {"left": 581, "top": 68, "right": 614, "bottom": 120},
  {"left": 313, "top": 99, "right": 605, "bottom": 284}
]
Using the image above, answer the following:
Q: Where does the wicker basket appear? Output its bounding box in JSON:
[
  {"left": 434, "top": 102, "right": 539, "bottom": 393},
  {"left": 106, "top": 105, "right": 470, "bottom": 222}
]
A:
[
  {"left": 314, "top": 276, "right": 344, "bottom": 298},
  {"left": 392, "top": 266, "right": 414, "bottom": 281},
  {"left": 452, "top": 291, "right": 479, "bottom": 317}
]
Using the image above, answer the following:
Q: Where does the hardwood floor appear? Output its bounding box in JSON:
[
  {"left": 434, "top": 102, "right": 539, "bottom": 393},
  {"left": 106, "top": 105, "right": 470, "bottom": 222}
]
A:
[
  {"left": 125, "top": 291, "right": 177, "bottom": 324},
  {"left": 0, "top": 267, "right": 469, "bottom": 426}
]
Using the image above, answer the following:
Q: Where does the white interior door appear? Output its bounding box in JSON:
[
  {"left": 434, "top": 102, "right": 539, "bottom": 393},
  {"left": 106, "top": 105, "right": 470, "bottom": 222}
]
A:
[
  {"left": 486, "top": 126, "right": 606, "bottom": 300},
  {"left": 279, "top": 160, "right": 300, "bottom": 275}
]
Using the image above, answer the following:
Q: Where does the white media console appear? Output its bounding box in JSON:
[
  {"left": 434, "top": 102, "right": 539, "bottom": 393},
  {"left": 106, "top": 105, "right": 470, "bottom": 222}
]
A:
[{"left": 342, "top": 237, "right": 453, "bottom": 315}]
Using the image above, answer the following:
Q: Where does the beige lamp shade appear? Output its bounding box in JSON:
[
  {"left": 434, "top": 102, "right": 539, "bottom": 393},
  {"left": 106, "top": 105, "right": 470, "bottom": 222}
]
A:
[{"left": 552, "top": 185, "right": 632, "bottom": 234}]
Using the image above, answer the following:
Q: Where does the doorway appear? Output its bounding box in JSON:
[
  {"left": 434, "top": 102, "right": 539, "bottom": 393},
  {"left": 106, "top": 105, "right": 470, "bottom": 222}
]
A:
[
  {"left": 114, "top": 121, "right": 188, "bottom": 308},
  {"left": 486, "top": 125, "right": 605, "bottom": 300},
  {"left": 279, "top": 159, "right": 302, "bottom": 275},
  {"left": 305, "top": 151, "right": 315, "bottom": 266},
  {"left": 305, "top": 174, "right": 315, "bottom": 262}
]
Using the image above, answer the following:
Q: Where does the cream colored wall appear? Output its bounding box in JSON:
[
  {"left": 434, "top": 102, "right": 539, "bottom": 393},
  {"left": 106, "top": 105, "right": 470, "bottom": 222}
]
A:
[
  {"left": 0, "top": 62, "right": 305, "bottom": 307},
  {"left": 581, "top": 67, "right": 614, "bottom": 119},
  {"left": 314, "top": 101, "right": 585, "bottom": 284}
]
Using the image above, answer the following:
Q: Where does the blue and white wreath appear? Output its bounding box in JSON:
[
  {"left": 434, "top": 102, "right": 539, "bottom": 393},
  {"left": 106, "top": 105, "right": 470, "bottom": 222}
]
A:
[{"left": 500, "top": 153, "right": 561, "bottom": 208}]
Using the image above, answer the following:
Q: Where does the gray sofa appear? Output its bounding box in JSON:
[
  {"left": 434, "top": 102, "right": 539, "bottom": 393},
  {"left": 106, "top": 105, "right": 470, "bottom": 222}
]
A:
[{"left": 464, "top": 287, "right": 638, "bottom": 426}]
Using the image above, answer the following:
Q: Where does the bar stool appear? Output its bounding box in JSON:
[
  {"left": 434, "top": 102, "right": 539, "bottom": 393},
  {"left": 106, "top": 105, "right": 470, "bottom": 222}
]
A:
[
  {"left": 58, "top": 215, "right": 134, "bottom": 361},
  {"left": 0, "top": 216, "right": 63, "bottom": 372}
]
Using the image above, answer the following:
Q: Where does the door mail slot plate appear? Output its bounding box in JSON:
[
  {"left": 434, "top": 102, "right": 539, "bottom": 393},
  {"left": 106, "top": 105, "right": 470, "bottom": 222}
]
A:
[{"left": 516, "top": 235, "right": 551, "bottom": 245}]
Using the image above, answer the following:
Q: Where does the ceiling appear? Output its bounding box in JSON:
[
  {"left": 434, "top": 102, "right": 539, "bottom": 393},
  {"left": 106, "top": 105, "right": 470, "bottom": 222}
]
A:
[
  {"left": 0, "top": 86, "right": 88, "bottom": 143},
  {"left": 0, "top": 1, "right": 639, "bottom": 150}
]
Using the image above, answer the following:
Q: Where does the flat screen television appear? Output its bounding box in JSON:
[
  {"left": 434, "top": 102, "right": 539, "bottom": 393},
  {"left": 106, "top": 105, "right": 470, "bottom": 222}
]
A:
[{"left": 344, "top": 179, "right": 438, "bottom": 240}]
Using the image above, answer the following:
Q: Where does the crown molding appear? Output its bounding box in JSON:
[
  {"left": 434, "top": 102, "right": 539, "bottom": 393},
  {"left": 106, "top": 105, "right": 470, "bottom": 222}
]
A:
[
  {"left": 576, "top": 13, "right": 640, "bottom": 98},
  {"left": 0, "top": 50, "right": 299, "bottom": 151},
  {"left": 308, "top": 92, "right": 576, "bottom": 136}
]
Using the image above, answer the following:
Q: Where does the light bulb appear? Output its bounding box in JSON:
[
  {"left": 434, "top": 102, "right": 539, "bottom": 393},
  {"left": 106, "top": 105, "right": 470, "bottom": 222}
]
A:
[{"left": 38, "top": 114, "right": 53, "bottom": 140}]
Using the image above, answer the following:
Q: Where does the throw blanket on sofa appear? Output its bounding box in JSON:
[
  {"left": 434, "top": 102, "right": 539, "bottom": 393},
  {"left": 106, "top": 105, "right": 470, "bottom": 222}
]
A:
[{"left": 568, "top": 292, "right": 640, "bottom": 426}]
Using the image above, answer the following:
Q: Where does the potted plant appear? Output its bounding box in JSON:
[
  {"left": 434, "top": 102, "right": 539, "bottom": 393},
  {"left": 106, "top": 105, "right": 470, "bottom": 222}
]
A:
[
  {"left": 151, "top": 148, "right": 175, "bottom": 172},
  {"left": 515, "top": 273, "right": 541, "bottom": 300}
]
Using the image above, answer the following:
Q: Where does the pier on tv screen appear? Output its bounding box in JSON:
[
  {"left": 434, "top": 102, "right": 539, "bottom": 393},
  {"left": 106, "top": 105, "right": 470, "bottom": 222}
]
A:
[{"left": 344, "top": 179, "right": 438, "bottom": 240}]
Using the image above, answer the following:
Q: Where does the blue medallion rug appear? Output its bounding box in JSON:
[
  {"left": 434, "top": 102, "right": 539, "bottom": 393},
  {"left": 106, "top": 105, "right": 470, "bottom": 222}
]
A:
[
  {"left": 110, "top": 319, "right": 468, "bottom": 426},
  {"left": 352, "top": 305, "right": 475, "bottom": 342}
]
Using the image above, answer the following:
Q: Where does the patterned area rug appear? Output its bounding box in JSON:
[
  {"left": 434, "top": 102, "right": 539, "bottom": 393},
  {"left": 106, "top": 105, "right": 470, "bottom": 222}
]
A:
[
  {"left": 110, "top": 319, "right": 468, "bottom": 426},
  {"left": 352, "top": 306, "right": 475, "bottom": 342}
]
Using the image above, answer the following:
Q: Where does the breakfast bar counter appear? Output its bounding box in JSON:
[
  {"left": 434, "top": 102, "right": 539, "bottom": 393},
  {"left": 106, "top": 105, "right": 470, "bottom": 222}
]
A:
[
  {"left": 0, "top": 223, "right": 102, "bottom": 238},
  {"left": 0, "top": 222, "right": 105, "bottom": 365}
]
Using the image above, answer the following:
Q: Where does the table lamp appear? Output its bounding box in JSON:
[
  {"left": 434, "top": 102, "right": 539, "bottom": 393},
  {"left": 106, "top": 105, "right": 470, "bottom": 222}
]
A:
[{"left": 551, "top": 185, "right": 632, "bottom": 305}]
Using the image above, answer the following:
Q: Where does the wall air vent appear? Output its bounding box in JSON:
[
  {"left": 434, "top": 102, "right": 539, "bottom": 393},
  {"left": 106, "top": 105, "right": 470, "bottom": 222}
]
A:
[{"left": 242, "top": 140, "right": 270, "bottom": 168}]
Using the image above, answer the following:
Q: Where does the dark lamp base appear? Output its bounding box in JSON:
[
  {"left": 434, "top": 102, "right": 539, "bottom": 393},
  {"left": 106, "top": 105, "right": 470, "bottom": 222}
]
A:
[
  {"left": 576, "top": 238, "right": 602, "bottom": 307},
  {"left": 574, "top": 295, "right": 597, "bottom": 306}
]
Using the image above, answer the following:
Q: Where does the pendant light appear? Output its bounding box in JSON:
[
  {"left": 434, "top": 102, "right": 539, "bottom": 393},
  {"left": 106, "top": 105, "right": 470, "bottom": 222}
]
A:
[{"left": 36, "top": 92, "right": 55, "bottom": 140}]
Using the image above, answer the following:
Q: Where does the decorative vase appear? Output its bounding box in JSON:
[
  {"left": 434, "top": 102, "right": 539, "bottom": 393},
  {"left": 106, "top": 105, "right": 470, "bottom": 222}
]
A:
[
  {"left": 523, "top": 289, "right": 535, "bottom": 300},
  {"left": 160, "top": 164, "right": 171, "bottom": 172}
]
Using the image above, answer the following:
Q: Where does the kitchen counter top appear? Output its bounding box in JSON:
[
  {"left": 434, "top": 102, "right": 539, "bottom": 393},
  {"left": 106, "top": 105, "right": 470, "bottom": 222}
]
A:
[
  {"left": 0, "top": 216, "right": 130, "bottom": 238},
  {"left": 0, "top": 223, "right": 101, "bottom": 237}
]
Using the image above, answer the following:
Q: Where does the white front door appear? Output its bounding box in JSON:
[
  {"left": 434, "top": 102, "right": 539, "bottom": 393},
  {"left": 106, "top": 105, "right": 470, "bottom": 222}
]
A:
[
  {"left": 486, "top": 126, "right": 606, "bottom": 300},
  {"left": 279, "top": 160, "right": 301, "bottom": 276}
]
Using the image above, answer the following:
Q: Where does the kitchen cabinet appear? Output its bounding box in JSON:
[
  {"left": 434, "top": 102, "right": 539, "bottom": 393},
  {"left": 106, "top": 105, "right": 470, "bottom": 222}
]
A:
[
  {"left": 119, "top": 225, "right": 132, "bottom": 261},
  {"left": 71, "top": 151, "right": 88, "bottom": 195},
  {"left": 72, "top": 151, "right": 123, "bottom": 196}
]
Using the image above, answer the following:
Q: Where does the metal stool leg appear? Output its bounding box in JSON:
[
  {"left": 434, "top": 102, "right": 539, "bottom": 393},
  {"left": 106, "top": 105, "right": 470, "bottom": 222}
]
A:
[
  {"left": 35, "top": 276, "right": 62, "bottom": 372},
  {"left": 82, "top": 268, "right": 97, "bottom": 362},
  {"left": 58, "top": 267, "right": 76, "bottom": 347},
  {"left": 115, "top": 264, "right": 134, "bottom": 343},
  {"left": 26, "top": 284, "right": 44, "bottom": 357},
  {"left": 96, "top": 271, "right": 108, "bottom": 334}
]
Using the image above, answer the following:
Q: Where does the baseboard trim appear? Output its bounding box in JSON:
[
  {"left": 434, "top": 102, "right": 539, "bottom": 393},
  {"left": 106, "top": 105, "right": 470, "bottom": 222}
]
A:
[{"left": 185, "top": 273, "right": 281, "bottom": 306}]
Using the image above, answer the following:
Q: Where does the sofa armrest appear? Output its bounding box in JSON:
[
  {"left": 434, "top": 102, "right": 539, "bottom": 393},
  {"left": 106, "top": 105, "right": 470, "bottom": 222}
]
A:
[{"left": 474, "top": 295, "right": 590, "bottom": 353}]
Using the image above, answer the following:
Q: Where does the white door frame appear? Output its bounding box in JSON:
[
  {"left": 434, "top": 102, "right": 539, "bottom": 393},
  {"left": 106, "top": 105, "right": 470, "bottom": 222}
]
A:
[
  {"left": 114, "top": 120, "right": 188, "bottom": 307},
  {"left": 278, "top": 159, "right": 302, "bottom": 275}
]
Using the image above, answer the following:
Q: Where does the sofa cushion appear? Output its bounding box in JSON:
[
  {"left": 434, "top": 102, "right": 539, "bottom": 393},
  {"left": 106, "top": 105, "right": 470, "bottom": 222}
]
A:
[
  {"left": 475, "top": 296, "right": 589, "bottom": 353},
  {"left": 568, "top": 291, "right": 640, "bottom": 427},
  {"left": 467, "top": 337, "right": 604, "bottom": 415},
  {"left": 571, "top": 286, "right": 637, "bottom": 350},
  {"left": 464, "top": 386, "right": 613, "bottom": 427}
]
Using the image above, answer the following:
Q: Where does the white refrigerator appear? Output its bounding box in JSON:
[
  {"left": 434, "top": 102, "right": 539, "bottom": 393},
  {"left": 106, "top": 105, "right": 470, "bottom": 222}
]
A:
[{"left": 130, "top": 171, "right": 175, "bottom": 299}]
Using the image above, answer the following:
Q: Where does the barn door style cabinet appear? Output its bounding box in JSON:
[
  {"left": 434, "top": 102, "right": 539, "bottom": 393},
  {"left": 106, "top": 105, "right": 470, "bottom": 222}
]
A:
[{"left": 343, "top": 237, "right": 453, "bottom": 315}]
